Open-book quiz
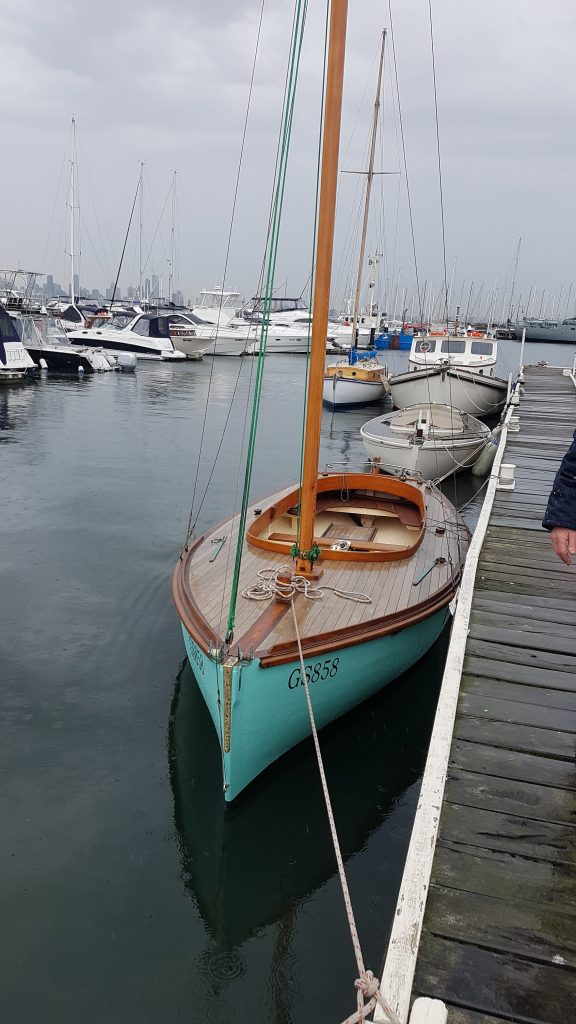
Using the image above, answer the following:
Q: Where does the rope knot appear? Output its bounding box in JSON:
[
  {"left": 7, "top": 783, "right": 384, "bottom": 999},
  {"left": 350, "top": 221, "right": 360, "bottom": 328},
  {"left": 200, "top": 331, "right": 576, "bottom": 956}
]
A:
[{"left": 355, "top": 970, "right": 379, "bottom": 999}]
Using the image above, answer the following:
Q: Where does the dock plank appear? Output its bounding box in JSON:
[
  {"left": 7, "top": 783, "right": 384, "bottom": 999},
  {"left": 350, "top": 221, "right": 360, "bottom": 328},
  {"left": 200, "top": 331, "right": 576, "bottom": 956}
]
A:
[{"left": 406, "top": 365, "right": 576, "bottom": 1024}]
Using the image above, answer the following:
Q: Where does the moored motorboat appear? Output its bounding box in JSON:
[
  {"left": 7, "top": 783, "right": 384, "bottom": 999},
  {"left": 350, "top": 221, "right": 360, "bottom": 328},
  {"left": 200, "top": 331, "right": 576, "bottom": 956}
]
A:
[
  {"left": 388, "top": 333, "right": 508, "bottom": 416},
  {"left": 515, "top": 316, "right": 576, "bottom": 343},
  {"left": 323, "top": 354, "right": 386, "bottom": 407},
  {"left": 361, "top": 402, "right": 492, "bottom": 479},
  {"left": 0, "top": 306, "right": 37, "bottom": 381},
  {"left": 67, "top": 309, "right": 189, "bottom": 361},
  {"left": 14, "top": 314, "right": 117, "bottom": 373}
]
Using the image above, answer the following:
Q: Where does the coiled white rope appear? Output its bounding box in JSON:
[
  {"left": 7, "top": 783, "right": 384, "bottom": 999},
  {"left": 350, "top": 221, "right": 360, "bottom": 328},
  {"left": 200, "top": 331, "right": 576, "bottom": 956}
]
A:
[{"left": 242, "top": 565, "right": 372, "bottom": 604}]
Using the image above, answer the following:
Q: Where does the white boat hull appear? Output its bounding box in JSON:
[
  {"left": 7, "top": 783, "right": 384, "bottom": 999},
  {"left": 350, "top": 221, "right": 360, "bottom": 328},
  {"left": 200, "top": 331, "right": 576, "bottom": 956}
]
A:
[
  {"left": 361, "top": 431, "right": 490, "bottom": 478},
  {"left": 322, "top": 374, "right": 385, "bottom": 407},
  {"left": 68, "top": 328, "right": 185, "bottom": 361},
  {"left": 388, "top": 368, "right": 507, "bottom": 416},
  {"left": 202, "top": 329, "right": 336, "bottom": 356},
  {"left": 516, "top": 319, "right": 576, "bottom": 343},
  {"left": 1, "top": 340, "right": 36, "bottom": 377}
]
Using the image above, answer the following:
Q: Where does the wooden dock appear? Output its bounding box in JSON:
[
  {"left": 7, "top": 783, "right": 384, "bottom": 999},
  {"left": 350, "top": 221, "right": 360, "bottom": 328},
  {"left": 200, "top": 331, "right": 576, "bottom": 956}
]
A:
[{"left": 377, "top": 364, "right": 576, "bottom": 1024}]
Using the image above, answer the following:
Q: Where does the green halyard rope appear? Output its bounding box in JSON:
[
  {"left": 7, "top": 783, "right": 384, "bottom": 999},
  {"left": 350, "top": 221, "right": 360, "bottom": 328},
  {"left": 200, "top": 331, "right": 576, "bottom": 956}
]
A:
[{"left": 226, "top": 0, "right": 309, "bottom": 643}]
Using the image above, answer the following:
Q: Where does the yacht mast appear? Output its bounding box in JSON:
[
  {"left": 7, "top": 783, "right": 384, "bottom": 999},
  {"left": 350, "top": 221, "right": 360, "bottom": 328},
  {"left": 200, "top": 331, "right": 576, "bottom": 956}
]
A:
[
  {"left": 68, "top": 117, "right": 77, "bottom": 305},
  {"left": 296, "top": 0, "right": 348, "bottom": 575},
  {"left": 139, "top": 161, "right": 144, "bottom": 301},
  {"left": 350, "top": 31, "right": 385, "bottom": 348},
  {"left": 169, "top": 170, "right": 176, "bottom": 304}
]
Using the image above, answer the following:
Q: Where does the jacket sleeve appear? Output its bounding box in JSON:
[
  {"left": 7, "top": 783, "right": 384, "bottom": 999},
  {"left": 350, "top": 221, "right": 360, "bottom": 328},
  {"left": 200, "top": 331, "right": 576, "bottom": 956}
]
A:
[{"left": 542, "top": 429, "right": 576, "bottom": 530}]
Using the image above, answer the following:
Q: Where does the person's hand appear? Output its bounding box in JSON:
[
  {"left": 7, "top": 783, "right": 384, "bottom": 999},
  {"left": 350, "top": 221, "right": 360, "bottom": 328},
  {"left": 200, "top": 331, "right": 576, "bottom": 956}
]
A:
[{"left": 550, "top": 527, "right": 576, "bottom": 565}]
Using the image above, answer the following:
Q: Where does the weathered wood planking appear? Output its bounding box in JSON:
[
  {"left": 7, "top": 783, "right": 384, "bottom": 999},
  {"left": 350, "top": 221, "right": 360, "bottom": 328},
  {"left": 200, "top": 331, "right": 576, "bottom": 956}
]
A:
[{"left": 411, "top": 365, "right": 576, "bottom": 1023}]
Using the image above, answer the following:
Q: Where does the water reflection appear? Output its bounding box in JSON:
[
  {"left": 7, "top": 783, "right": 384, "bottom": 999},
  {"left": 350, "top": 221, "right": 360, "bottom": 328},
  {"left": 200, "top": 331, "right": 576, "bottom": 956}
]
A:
[
  {"left": 168, "top": 624, "right": 450, "bottom": 951},
  {"left": 0, "top": 382, "right": 37, "bottom": 441}
]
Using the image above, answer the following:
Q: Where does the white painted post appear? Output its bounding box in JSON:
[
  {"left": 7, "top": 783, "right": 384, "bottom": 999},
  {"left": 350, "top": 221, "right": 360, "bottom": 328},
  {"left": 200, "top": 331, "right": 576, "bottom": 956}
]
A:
[
  {"left": 409, "top": 998, "right": 448, "bottom": 1024},
  {"left": 518, "top": 327, "right": 526, "bottom": 382}
]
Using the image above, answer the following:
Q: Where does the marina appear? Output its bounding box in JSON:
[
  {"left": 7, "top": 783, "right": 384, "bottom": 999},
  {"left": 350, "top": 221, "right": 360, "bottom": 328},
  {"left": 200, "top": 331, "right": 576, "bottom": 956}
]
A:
[
  {"left": 1, "top": 342, "right": 574, "bottom": 1023},
  {"left": 3, "top": 2, "right": 576, "bottom": 1021},
  {"left": 0, "top": 355, "right": 461, "bottom": 1023}
]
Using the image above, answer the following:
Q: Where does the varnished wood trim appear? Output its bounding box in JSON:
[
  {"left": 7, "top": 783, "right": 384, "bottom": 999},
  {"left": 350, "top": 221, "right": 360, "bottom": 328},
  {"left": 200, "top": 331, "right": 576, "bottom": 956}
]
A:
[
  {"left": 257, "top": 575, "right": 460, "bottom": 668},
  {"left": 247, "top": 473, "right": 425, "bottom": 562},
  {"left": 234, "top": 599, "right": 291, "bottom": 654},
  {"left": 172, "top": 541, "right": 219, "bottom": 655}
]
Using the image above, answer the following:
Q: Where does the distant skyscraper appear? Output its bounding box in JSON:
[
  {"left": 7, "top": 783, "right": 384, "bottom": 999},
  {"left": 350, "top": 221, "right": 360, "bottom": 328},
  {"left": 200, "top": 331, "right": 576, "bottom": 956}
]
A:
[
  {"left": 151, "top": 274, "right": 159, "bottom": 299},
  {"left": 46, "top": 275, "right": 55, "bottom": 298}
]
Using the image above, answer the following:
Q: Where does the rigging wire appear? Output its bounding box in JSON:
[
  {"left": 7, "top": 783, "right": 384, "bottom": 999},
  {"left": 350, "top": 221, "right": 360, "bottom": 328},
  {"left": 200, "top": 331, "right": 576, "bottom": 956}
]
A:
[
  {"left": 387, "top": 1, "right": 424, "bottom": 328},
  {"left": 216, "top": 0, "right": 316, "bottom": 643},
  {"left": 109, "top": 172, "right": 140, "bottom": 309},
  {"left": 224, "top": 0, "right": 311, "bottom": 643},
  {"left": 427, "top": 0, "right": 449, "bottom": 331},
  {"left": 183, "top": 0, "right": 268, "bottom": 549},
  {"left": 40, "top": 121, "right": 72, "bottom": 287}
]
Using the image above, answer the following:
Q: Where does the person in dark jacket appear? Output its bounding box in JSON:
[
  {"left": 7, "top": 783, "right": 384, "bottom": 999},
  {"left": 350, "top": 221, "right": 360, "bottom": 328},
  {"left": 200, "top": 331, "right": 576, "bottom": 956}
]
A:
[{"left": 542, "top": 429, "right": 576, "bottom": 564}]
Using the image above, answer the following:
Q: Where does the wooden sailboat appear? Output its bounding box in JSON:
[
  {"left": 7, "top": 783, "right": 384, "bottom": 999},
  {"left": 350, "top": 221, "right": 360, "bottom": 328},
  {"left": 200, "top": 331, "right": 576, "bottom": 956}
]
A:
[
  {"left": 322, "top": 30, "right": 387, "bottom": 409},
  {"left": 173, "top": 1, "right": 470, "bottom": 803}
]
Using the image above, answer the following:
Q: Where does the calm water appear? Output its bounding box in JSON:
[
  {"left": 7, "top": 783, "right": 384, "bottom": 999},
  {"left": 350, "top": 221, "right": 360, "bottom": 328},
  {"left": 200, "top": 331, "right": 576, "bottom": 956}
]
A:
[{"left": 1, "top": 341, "right": 570, "bottom": 1023}]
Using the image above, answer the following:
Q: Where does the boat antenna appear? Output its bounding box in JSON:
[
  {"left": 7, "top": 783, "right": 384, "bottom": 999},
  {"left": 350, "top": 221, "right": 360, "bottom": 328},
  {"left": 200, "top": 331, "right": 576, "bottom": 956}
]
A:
[{"left": 109, "top": 170, "right": 141, "bottom": 309}]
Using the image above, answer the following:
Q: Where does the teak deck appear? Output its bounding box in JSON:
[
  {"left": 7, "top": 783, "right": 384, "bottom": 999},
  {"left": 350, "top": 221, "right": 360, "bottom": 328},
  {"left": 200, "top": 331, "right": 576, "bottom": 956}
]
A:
[
  {"left": 409, "top": 365, "right": 576, "bottom": 1023},
  {"left": 175, "top": 478, "right": 469, "bottom": 665}
]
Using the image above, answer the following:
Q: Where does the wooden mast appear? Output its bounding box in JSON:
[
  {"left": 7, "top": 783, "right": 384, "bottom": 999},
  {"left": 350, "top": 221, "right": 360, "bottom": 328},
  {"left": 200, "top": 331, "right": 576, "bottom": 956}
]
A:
[
  {"left": 295, "top": 0, "right": 348, "bottom": 577},
  {"left": 350, "top": 30, "right": 385, "bottom": 350}
]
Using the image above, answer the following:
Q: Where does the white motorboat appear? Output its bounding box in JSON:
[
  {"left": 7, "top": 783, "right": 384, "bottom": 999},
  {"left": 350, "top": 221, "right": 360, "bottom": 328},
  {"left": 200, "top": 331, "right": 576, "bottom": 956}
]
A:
[
  {"left": 515, "top": 316, "right": 576, "bottom": 343},
  {"left": 0, "top": 306, "right": 36, "bottom": 381},
  {"left": 67, "top": 310, "right": 191, "bottom": 361},
  {"left": 191, "top": 287, "right": 243, "bottom": 327},
  {"left": 14, "top": 314, "right": 118, "bottom": 373},
  {"left": 361, "top": 403, "right": 492, "bottom": 480},
  {"left": 388, "top": 334, "right": 508, "bottom": 417},
  {"left": 179, "top": 309, "right": 342, "bottom": 356}
]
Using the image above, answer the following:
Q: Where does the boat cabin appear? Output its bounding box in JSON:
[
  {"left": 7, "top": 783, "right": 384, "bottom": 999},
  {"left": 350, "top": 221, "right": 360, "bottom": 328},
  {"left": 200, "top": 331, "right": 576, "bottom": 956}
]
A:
[{"left": 408, "top": 334, "right": 497, "bottom": 373}]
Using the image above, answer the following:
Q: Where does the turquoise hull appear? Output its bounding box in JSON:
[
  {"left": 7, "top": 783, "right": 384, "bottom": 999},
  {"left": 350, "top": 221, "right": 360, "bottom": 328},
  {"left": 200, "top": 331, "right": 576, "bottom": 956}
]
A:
[{"left": 182, "top": 606, "right": 449, "bottom": 802}]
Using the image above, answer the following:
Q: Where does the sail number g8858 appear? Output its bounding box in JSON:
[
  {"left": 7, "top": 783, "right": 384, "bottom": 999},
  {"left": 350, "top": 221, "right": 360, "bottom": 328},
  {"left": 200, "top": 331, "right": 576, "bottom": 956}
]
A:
[{"left": 288, "top": 657, "right": 339, "bottom": 689}]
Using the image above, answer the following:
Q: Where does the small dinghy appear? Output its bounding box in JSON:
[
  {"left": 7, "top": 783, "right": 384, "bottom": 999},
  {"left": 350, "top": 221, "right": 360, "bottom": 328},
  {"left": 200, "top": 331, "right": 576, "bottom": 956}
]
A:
[{"left": 361, "top": 402, "right": 492, "bottom": 480}]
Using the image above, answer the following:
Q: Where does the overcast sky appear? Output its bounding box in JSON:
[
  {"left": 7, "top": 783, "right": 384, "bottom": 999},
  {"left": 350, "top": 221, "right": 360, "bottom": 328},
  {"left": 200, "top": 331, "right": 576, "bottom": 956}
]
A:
[{"left": 1, "top": 0, "right": 574, "bottom": 319}]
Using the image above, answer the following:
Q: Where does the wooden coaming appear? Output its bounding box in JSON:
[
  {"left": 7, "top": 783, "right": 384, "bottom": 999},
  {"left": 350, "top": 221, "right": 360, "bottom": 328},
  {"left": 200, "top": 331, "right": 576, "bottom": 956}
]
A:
[
  {"left": 173, "top": 474, "right": 469, "bottom": 666},
  {"left": 324, "top": 364, "right": 385, "bottom": 382}
]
